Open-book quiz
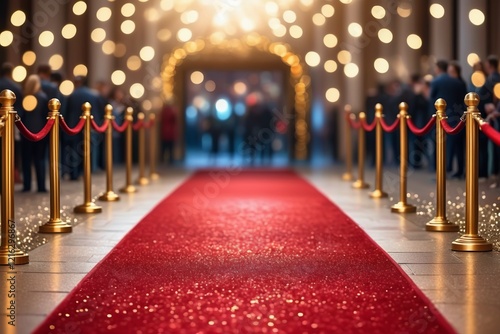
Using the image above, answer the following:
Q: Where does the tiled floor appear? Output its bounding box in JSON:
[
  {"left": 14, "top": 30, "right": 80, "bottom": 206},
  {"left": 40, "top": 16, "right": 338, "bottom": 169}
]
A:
[{"left": 1, "top": 165, "right": 499, "bottom": 334}]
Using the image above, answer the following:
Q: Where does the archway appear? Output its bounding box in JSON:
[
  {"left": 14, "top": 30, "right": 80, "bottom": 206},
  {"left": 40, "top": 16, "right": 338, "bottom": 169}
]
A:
[{"left": 161, "top": 33, "right": 310, "bottom": 161}]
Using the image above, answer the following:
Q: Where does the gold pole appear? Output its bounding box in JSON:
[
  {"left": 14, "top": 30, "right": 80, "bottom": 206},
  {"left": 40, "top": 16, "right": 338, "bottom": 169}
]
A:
[
  {"left": 342, "top": 105, "right": 354, "bottom": 181},
  {"left": 391, "top": 102, "right": 416, "bottom": 213},
  {"left": 136, "top": 112, "right": 149, "bottom": 185},
  {"left": 74, "top": 103, "right": 102, "bottom": 214},
  {"left": 370, "top": 104, "right": 388, "bottom": 198},
  {"left": 0, "top": 90, "right": 28, "bottom": 265},
  {"left": 149, "top": 113, "right": 159, "bottom": 180},
  {"left": 426, "top": 99, "right": 459, "bottom": 231},
  {"left": 452, "top": 93, "right": 492, "bottom": 251},
  {"left": 39, "top": 99, "right": 72, "bottom": 233},
  {"left": 119, "top": 107, "right": 137, "bottom": 193},
  {"left": 98, "top": 104, "right": 120, "bottom": 201},
  {"left": 352, "top": 112, "right": 370, "bottom": 189}
]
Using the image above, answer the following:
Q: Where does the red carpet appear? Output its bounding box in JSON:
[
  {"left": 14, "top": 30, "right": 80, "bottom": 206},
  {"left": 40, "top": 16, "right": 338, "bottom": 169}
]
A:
[{"left": 34, "top": 170, "right": 455, "bottom": 334}]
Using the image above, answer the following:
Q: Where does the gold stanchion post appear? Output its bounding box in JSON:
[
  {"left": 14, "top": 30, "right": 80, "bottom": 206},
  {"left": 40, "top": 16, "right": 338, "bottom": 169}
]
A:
[
  {"left": 0, "top": 90, "right": 29, "bottom": 265},
  {"left": 391, "top": 102, "right": 416, "bottom": 213},
  {"left": 452, "top": 93, "right": 492, "bottom": 251},
  {"left": 136, "top": 112, "right": 149, "bottom": 185},
  {"left": 370, "top": 103, "right": 388, "bottom": 198},
  {"left": 426, "top": 99, "right": 459, "bottom": 231},
  {"left": 342, "top": 105, "right": 354, "bottom": 181},
  {"left": 39, "top": 99, "right": 72, "bottom": 233},
  {"left": 352, "top": 112, "right": 370, "bottom": 189},
  {"left": 74, "top": 103, "right": 102, "bottom": 214},
  {"left": 149, "top": 113, "right": 159, "bottom": 180},
  {"left": 120, "top": 107, "right": 137, "bottom": 193},
  {"left": 98, "top": 104, "right": 120, "bottom": 201}
]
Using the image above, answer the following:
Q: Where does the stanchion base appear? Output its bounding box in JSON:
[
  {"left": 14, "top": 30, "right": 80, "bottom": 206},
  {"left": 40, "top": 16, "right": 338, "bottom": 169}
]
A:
[
  {"left": 369, "top": 189, "right": 388, "bottom": 198},
  {"left": 352, "top": 180, "right": 370, "bottom": 189},
  {"left": 74, "top": 202, "right": 102, "bottom": 214},
  {"left": 150, "top": 172, "right": 160, "bottom": 180},
  {"left": 342, "top": 172, "right": 353, "bottom": 181},
  {"left": 426, "top": 217, "right": 459, "bottom": 232},
  {"left": 391, "top": 202, "right": 416, "bottom": 213},
  {"left": 119, "top": 185, "right": 137, "bottom": 193},
  {"left": 137, "top": 177, "right": 149, "bottom": 186},
  {"left": 452, "top": 234, "right": 492, "bottom": 252},
  {"left": 98, "top": 191, "right": 120, "bottom": 202},
  {"left": 39, "top": 219, "right": 72, "bottom": 233},
  {"left": 0, "top": 248, "right": 29, "bottom": 265}
]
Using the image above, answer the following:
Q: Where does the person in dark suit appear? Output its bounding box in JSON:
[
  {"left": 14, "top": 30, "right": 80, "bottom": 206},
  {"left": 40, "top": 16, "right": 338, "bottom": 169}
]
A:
[
  {"left": 37, "top": 64, "right": 59, "bottom": 100},
  {"left": 429, "top": 60, "right": 467, "bottom": 177},
  {"left": 63, "top": 76, "right": 103, "bottom": 180},
  {"left": 478, "top": 55, "right": 500, "bottom": 179},
  {"left": 18, "top": 75, "right": 49, "bottom": 192},
  {"left": 0, "top": 63, "right": 24, "bottom": 187}
]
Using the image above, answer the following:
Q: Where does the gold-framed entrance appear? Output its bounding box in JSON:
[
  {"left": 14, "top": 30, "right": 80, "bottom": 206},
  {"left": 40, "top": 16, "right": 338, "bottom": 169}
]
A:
[{"left": 161, "top": 32, "right": 310, "bottom": 160}]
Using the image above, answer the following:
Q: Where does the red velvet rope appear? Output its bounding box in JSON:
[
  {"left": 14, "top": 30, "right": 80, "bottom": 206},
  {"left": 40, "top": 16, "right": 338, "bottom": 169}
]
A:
[
  {"left": 132, "top": 119, "right": 144, "bottom": 131},
  {"left": 379, "top": 117, "right": 400, "bottom": 133},
  {"left": 59, "top": 117, "right": 86, "bottom": 136},
  {"left": 91, "top": 119, "right": 110, "bottom": 133},
  {"left": 111, "top": 119, "right": 130, "bottom": 133},
  {"left": 407, "top": 116, "right": 436, "bottom": 136},
  {"left": 360, "top": 118, "right": 377, "bottom": 132},
  {"left": 480, "top": 123, "right": 500, "bottom": 146},
  {"left": 16, "top": 118, "right": 55, "bottom": 142},
  {"left": 347, "top": 115, "right": 361, "bottom": 130},
  {"left": 440, "top": 119, "right": 465, "bottom": 135}
]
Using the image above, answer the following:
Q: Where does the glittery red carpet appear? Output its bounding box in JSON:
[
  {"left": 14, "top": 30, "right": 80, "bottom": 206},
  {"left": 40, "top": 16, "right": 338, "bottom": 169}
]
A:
[{"left": 34, "top": 170, "right": 455, "bottom": 334}]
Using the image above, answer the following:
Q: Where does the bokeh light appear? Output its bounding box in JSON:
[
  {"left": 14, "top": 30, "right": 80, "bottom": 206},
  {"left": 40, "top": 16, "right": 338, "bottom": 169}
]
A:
[
  {"left": 471, "top": 70, "right": 486, "bottom": 87},
  {"left": 312, "top": 13, "right": 326, "bottom": 26},
  {"left": 321, "top": 5, "right": 334, "bottom": 18},
  {"left": 62, "top": 24, "right": 77, "bottom": 39},
  {"left": 289, "top": 25, "right": 303, "bottom": 39},
  {"left": 324, "top": 60, "right": 338, "bottom": 73},
  {"left": 12, "top": 66, "right": 27, "bottom": 82},
  {"left": 429, "top": 3, "right": 445, "bottom": 19},
  {"left": 337, "top": 50, "right": 352, "bottom": 65},
  {"left": 140, "top": 46, "right": 155, "bottom": 61},
  {"left": 49, "top": 54, "right": 64, "bottom": 70},
  {"left": 348, "top": 23, "right": 363, "bottom": 37},
  {"left": 72, "top": 1, "right": 87, "bottom": 15},
  {"left": 111, "top": 70, "right": 126, "bottom": 85},
  {"left": 0, "top": 31, "right": 14, "bottom": 47},
  {"left": 121, "top": 3, "right": 136, "bottom": 17},
  {"left": 121, "top": 20, "right": 136, "bottom": 34},
  {"left": 305, "top": 51, "right": 321, "bottom": 67},
  {"left": 344, "top": 63, "right": 359, "bottom": 78},
  {"left": 23, "top": 95, "right": 38, "bottom": 112},
  {"left": 97, "top": 7, "right": 112, "bottom": 22},
  {"left": 60, "top": 80, "right": 75, "bottom": 96},
  {"left": 73, "top": 64, "right": 88, "bottom": 77},
  {"left": 467, "top": 53, "right": 481, "bottom": 67},
  {"left": 39, "top": 31, "right": 54, "bottom": 47},
  {"left": 283, "top": 10, "right": 297, "bottom": 23},
  {"left": 130, "top": 83, "right": 145, "bottom": 99},
  {"left": 91, "top": 28, "right": 106, "bottom": 43},
  {"left": 191, "top": 71, "right": 204, "bottom": 84},
  {"left": 407, "top": 34, "right": 422, "bottom": 49},
  {"left": 177, "top": 28, "right": 192, "bottom": 42},
  {"left": 371, "top": 6, "right": 386, "bottom": 19},
  {"left": 11, "top": 10, "right": 26, "bottom": 27},
  {"left": 325, "top": 88, "right": 340, "bottom": 102},
  {"left": 374, "top": 58, "right": 389, "bottom": 73},
  {"left": 127, "top": 55, "right": 142, "bottom": 71},
  {"left": 378, "top": 28, "right": 393, "bottom": 43},
  {"left": 323, "top": 34, "right": 338, "bottom": 48},
  {"left": 22, "top": 51, "right": 36, "bottom": 66},
  {"left": 469, "top": 9, "right": 485, "bottom": 26}
]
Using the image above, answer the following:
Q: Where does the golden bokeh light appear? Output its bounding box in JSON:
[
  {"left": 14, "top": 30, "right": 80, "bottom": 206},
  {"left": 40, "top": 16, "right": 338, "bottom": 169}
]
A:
[
  {"left": 91, "top": 28, "right": 106, "bottom": 43},
  {"left": 312, "top": 13, "right": 326, "bottom": 26},
  {"left": 407, "top": 34, "right": 422, "bottom": 49},
  {"left": 121, "top": 3, "right": 136, "bottom": 17},
  {"left": 72, "top": 1, "right": 87, "bottom": 16},
  {"left": 97, "top": 7, "right": 112, "bottom": 22},
  {"left": 181, "top": 10, "right": 199, "bottom": 24},
  {"left": 305, "top": 51, "right": 321, "bottom": 67},
  {"left": 102, "top": 40, "right": 116, "bottom": 55},
  {"left": 374, "top": 58, "right": 389, "bottom": 73},
  {"left": 145, "top": 8, "right": 160, "bottom": 22},
  {"left": 429, "top": 3, "right": 445, "bottom": 19},
  {"left": 127, "top": 55, "right": 142, "bottom": 71},
  {"left": 121, "top": 20, "right": 136, "bottom": 34},
  {"left": 273, "top": 25, "right": 287, "bottom": 38},
  {"left": 160, "top": 0, "right": 174, "bottom": 11},
  {"left": 11, "top": 10, "right": 26, "bottom": 27},
  {"left": 378, "top": 28, "right": 393, "bottom": 43},
  {"left": 323, "top": 34, "right": 338, "bottom": 48},
  {"left": 22, "top": 51, "right": 36, "bottom": 66},
  {"left": 494, "top": 83, "right": 500, "bottom": 99},
  {"left": 62, "top": 24, "right": 77, "bottom": 39},
  {"left": 142, "top": 100, "right": 152, "bottom": 111},
  {"left": 344, "top": 63, "right": 359, "bottom": 78},
  {"left": 283, "top": 10, "right": 297, "bottom": 23},
  {"left": 469, "top": 9, "right": 485, "bottom": 25},
  {"left": 0, "top": 31, "right": 14, "bottom": 47},
  {"left": 12, "top": 66, "right": 27, "bottom": 82},
  {"left": 190, "top": 71, "right": 204, "bottom": 84},
  {"left": 111, "top": 70, "right": 126, "bottom": 85},
  {"left": 23, "top": 95, "right": 38, "bottom": 112},
  {"left": 60, "top": 80, "right": 75, "bottom": 96},
  {"left": 289, "top": 25, "right": 303, "bottom": 39},
  {"left": 265, "top": 2, "right": 279, "bottom": 15},
  {"left": 321, "top": 4, "right": 334, "bottom": 18},
  {"left": 39, "top": 31, "right": 54, "bottom": 47},
  {"left": 337, "top": 50, "right": 352, "bottom": 65},
  {"left": 130, "top": 83, "right": 145, "bottom": 99},
  {"left": 73, "top": 64, "right": 88, "bottom": 77},
  {"left": 467, "top": 53, "right": 481, "bottom": 67},
  {"left": 157, "top": 28, "right": 172, "bottom": 42},
  {"left": 49, "top": 54, "right": 64, "bottom": 71},
  {"left": 371, "top": 5, "right": 386, "bottom": 19},
  {"left": 397, "top": 3, "right": 412, "bottom": 17},
  {"left": 471, "top": 70, "right": 486, "bottom": 87},
  {"left": 348, "top": 23, "right": 363, "bottom": 37},
  {"left": 234, "top": 82, "right": 247, "bottom": 95},
  {"left": 140, "top": 46, "right": 155, "bottom": 61},
  {"left": 177, "top": 28, "right": 193, "bottom": 42},
  {"left": 326, "top": 88, "right": 340, "bottom": 103},
  {"left": 241, "top": 18, "right": 255, "bottom": 32},
  {"left": 114, "top": 43, "right": 127, "bottom": 57},
  {"left": 324, "top": 60, "right": 338, "bottom": 73}
]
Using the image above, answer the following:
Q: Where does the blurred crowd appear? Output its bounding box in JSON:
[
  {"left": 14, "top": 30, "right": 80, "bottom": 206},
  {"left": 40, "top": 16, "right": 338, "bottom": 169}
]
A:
[
  {"left": 0, "top": 62, "right": 139, "bottom": 192},
  {"left": 365, "top": 55, "right": 500, "bottom": 188}
]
